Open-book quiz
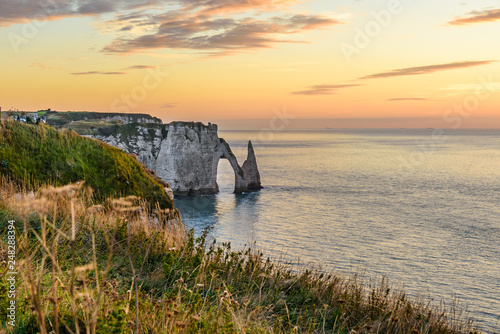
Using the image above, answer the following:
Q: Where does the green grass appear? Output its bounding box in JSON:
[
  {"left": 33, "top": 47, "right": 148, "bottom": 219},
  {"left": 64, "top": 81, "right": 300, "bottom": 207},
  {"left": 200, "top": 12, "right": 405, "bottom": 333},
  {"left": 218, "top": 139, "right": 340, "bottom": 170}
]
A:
[
  {"left": 58, "top": 120, "right": 123, "bottom": 136},
  {"left": 45, "top": 111, "right": 162, "bottom": 128},
  {"left": 0, "top": 121, "right": 174, "bottom": 211},
  {"left": 0, "top": 180, "right": 480, "bottom": 334}
]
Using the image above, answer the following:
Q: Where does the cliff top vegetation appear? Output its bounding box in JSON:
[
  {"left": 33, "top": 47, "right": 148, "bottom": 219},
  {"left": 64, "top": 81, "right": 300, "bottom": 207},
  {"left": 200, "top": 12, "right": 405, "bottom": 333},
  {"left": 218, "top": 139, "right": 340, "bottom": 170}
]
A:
[
  {"left": 0, "top": 178, "right": 480, "bottom": 333},
  {"left": 0, "top": 121, "right": 175, "bottom": 211}
]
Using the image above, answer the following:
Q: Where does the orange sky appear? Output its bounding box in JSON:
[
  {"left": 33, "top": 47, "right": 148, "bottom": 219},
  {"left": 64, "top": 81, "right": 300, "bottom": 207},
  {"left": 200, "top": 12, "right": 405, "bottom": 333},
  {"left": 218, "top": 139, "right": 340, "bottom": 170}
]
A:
[{"left": 0, "top": 0, "right": 499, "bottom": 128}]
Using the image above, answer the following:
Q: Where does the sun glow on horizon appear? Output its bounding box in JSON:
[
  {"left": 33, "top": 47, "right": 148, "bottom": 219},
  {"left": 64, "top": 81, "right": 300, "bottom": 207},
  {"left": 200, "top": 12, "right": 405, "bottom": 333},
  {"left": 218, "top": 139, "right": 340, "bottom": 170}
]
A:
[{"left": 1, "top": 0, "right": 499, "bottom": 128}]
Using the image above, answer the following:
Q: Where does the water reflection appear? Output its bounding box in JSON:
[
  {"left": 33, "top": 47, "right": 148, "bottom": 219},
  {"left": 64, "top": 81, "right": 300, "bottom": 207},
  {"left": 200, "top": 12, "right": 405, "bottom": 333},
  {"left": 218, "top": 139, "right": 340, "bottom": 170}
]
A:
[
  {"left": 174, "top": 195, "right": 218, "bottom": 232},
  {"left": 174, "top": 129, "right": 500, "bottom": 333},
  {"left": 174, "top": 191, "right": 262, "bottom": 247},
  {"left": 223, "top": 192, "right": 261, "bottom": 246}
]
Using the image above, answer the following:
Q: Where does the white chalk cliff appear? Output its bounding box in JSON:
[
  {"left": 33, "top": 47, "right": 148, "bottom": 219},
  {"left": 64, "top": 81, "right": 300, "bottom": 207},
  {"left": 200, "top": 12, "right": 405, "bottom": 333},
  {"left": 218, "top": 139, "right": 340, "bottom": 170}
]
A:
[{"left": 87, "top": 121, "right": 262, "bottom": 195}]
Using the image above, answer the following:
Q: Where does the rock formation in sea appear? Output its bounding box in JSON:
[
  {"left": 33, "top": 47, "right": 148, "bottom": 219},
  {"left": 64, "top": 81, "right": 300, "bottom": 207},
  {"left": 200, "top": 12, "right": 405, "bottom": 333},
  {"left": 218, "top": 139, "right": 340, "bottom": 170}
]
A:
[
  {"left": 65, "top": 116, "right": 261, "bottom": 196},
  {"left": 242, "top": 141, "right": 263, "bottom": 190}
]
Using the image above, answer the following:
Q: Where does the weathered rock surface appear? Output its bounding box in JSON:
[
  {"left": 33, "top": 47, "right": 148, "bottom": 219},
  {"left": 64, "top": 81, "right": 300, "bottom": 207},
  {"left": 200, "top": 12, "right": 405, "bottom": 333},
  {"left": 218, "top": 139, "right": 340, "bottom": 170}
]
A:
[
  {"left": 242, "top": 141, "right": 263, "bottom": 190},
  {"left": 85, "top": 120, "right": 260, "bottom": 195}
]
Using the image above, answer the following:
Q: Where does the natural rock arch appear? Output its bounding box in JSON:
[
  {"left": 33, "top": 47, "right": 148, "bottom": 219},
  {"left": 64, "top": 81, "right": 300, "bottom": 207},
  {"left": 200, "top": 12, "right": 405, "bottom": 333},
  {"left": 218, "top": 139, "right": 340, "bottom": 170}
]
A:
[
  {"left": 85, "top": 118, "right": 262, "bottom": 195},
  {"left": 219, "top": 138, "right": 248, "bottom": 194}
]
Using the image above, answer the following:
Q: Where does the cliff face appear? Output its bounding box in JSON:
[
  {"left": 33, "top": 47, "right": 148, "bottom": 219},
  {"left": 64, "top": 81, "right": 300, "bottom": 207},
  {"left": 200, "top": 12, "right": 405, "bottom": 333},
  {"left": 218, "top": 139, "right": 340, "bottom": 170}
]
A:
[{"left": 87, "top": 121, "right": 261, "bottom": 195}]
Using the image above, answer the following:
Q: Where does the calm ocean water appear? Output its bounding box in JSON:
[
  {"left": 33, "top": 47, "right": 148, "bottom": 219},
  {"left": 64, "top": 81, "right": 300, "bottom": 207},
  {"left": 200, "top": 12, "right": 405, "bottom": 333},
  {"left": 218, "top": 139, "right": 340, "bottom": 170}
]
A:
[{"left": 174, "top": 129, "right": 500, "bottom": 333}]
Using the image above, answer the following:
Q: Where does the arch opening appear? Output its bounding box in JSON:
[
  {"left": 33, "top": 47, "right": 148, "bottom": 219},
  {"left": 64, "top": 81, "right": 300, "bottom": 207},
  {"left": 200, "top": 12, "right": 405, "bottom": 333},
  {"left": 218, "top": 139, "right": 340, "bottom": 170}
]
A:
[{"left": 216, "top": 158, "right": 235, "bottom": 193}]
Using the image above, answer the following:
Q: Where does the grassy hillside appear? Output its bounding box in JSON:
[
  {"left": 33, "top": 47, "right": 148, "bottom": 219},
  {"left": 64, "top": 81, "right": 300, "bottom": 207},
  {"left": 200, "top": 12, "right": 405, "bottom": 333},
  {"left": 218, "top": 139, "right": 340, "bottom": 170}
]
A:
[
  {"left": 0, "top": 120, "right": 174, "bottom": 211},
  {"left": 62, "top": 120, "right": 168, "bottom": 139},
  {"left": 46, "top": 111, "right": 162, "bottom": 128},
  {"left": 0, "top": 180, "right": 480, "bottom": 334}
]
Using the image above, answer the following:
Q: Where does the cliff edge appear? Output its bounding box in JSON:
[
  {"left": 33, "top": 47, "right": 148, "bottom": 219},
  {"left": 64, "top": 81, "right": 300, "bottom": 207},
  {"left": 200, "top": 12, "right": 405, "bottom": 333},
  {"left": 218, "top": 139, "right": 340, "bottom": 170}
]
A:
[
  {"left": 0, "top": 121, "right": 177, "bottom": 213},
  {"left": 53, "top": 113, "right": 262, "bottom": 195}
]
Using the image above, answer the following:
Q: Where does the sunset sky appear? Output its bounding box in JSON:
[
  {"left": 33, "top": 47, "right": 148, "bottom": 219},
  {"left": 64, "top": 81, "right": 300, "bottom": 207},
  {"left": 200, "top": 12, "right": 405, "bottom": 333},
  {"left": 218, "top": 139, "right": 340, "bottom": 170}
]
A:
[{"left": 1, "top": 0, "right": 499, "bottom": 129}]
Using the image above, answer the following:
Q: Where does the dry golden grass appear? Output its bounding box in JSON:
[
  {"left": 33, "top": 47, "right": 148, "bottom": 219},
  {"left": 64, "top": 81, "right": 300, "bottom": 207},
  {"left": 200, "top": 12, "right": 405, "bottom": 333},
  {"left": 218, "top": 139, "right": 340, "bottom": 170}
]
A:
[
  {"left": 0, "top": 177, "right": 185, "bottom": 334},
  {"left": 0, "top": 177, "right": 482, "bottom": 334}
]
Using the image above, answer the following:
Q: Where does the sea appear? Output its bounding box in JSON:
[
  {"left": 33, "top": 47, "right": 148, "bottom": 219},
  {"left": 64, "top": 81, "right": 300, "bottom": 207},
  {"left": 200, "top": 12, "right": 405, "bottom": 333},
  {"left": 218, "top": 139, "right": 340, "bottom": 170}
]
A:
[{"left": 174, "top": 129, "right": 500, "bottom": 333}]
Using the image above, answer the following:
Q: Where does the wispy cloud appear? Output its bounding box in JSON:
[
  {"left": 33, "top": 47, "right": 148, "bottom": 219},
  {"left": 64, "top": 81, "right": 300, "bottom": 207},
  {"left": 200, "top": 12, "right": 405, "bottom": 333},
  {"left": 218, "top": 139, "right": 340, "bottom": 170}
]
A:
[
  {"left": 0, "top": 0, "right": 298, "bottom": 27},
  {"left": 179, "top": 0, "right": 302, "bottom": 16},
  {"left": 71, "top": 71, "right": 126, "bottom": 75},
  {"left": 0, "top": 0, "right": 341, "bottom": 57},
  {"left": 124, "top": 65, "right": 155, "bottom": 69},
  {"left": 386, "top": 98, "right": 429, "bottom": 101},
  {"left": 103, "top": 14, "right": 340, "bottom": 54},
  {"left": 448, "top": 8, "right": 500, "bottom": 25},
  {"left": 71, "top": 65, "right": 155, "bottom": 75},
  {"left": 30, "top": 62, "right": 51, "bottom": 69},
  {"left": 291, "top": 84, "right": 362, "bottom": 95},
  {"left": 360, "top": 61, "right": 496, "bottom": 80},
  {"left": 159, "top": 103, "right": 178, "bottom": 108},
  {"left": 0, "top": 0, "right": 161, "bottom": 27}
]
